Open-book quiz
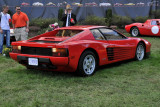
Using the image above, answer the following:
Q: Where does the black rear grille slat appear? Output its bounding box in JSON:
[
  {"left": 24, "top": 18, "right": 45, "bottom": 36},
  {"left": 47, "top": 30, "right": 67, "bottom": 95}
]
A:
[{"left": 21, "top": 46, "right": 52, "bottom": 56}]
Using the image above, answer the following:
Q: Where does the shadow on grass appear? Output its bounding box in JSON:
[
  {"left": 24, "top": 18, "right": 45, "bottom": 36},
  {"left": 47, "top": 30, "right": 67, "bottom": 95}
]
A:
[
  {"left": 8, "top": 58, "right": 149, "bottom": 78},
  {"left": 98, "top": 59, "right": 135, "bottom": 70},
  {"left": 24, "top": 68, "right": 77, "bottom": 78},
  {"left": 96, "top": 56, "right": 152, "bottom": 75},
  {"left": 138, "top": 35, "right": 160, "bottom": 38},
  {"left": 123, "top": 32, "right": 160, "bottom": 39},
  {"left": 6, "top": 52, "right": 152, "bottom": 78}
]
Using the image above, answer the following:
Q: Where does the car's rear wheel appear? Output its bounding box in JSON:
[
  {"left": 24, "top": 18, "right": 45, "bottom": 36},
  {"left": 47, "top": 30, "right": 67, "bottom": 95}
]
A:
[
  {"left": 135, "top": 43, "right": 145, "bottom": 61},
  {"left": 77, "top": 51, "right": 97, "bottom": 76},
  {"left": 131, "top": 27, "right": 139, "bottom": 37}
]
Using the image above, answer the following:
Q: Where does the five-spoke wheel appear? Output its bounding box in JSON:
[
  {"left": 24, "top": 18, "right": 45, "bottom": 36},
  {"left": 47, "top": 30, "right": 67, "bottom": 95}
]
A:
[
  {"left": 136, "top": 43, "right": 145, "bottom": 61},
  {"left": 77, "top": 51, "right": 97, "bottom": 76},
  {"left": 131, "top": 27, "right": 139, "bottom": 37}
]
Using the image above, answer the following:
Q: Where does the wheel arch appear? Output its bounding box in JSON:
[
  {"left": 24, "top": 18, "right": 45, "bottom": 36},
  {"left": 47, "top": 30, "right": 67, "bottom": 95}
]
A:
[
  {"left": 76, "top": 48, "right": 100, "bottom": 76},
  {"left": 137, "top": 41, "right": 147, "bottom": 56},
  {"left": 130, "top": 26, "right": 138, "bottom": 33}
]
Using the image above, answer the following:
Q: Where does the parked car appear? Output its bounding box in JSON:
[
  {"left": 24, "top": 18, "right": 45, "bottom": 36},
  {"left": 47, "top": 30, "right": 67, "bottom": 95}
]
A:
[
  {"left": 85, "top": 2, "right": 98, "bottom": 6},
  {"left": 125, "top": 19, "right": 160, "bottom": 37},
  {"left": 136, "top": 2, "right": 145, "bottom": 6},
  {"left": 114, "top": 3, "right": 123, "bottom": 6},
  {"left": 72, "top": 2, "right": 83, "bottom": 7},
  {"left": 4, "top": 28, "right": 16, "bottom": 43},
  {"left": 57, "top": 3, "right": 63, "bottom": 7},
  {"left": 46, "top": 2, "right": 56, "bottom": 6},
  {"left": 32, "top": 2, "right": 44, "bottom": 6},
  {"left": 99, "top": 3, "right": 111, "bottom": 7},
  {"left": 21, "top": 2, "right": 30, "bottom": 6},
  {"left": 10, "top": 26, "right": 151, "bottom": 76},
  {"left": 57, "top": 1, "right": 67, "bottom": 7},
  {"left": 10, "top": 28, "right": 14, "bottom": 37},
  {"left": 124, "top": 3, "right": 135, "bottom": 6}
]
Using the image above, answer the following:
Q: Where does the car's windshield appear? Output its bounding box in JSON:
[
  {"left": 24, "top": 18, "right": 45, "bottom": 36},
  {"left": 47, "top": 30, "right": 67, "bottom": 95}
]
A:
[{"left": 55, "top": 30, "right": 83, "bottom": 37}]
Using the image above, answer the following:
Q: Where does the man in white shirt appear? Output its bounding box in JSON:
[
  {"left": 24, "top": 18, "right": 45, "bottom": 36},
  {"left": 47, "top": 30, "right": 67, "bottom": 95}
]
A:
[{"left": 0, "top": 5, "right": 11, "bottom": 54}]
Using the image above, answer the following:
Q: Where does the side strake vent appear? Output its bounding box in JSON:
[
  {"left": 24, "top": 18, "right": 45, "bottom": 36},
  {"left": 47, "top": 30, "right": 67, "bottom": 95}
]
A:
[
  {"left": 107, "top": 47, "right": 132, "bottom": 61},
  {"left": 107, "top": 48, "right": 114, "bottom": 61}
]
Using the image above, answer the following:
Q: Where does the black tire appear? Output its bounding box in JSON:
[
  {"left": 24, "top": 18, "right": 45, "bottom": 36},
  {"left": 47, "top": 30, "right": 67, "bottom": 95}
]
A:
[
  {"left": 77, "top": 50, "right": 97, "bottom": 76},
  {"left": 131, "top": 27, "right": 140, "bottom": 37},
  {"left": 135, "top": 42, "right": 145, "bottom": 61}
]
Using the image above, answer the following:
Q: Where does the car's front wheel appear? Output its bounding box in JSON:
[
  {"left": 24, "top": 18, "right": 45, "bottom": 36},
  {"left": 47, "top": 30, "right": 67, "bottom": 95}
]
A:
[
  {"left": 131, "top": 27, "right": 139, "bottom": 37},
  {"left": 77, "top": 51, "right": 97, "bottom": 76},
  {"left": 135, "top": 43, "right": 145, "bottom": 61}
]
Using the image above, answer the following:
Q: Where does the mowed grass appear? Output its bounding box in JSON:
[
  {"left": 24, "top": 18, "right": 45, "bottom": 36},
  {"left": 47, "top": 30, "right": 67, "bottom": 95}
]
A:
[{"left": 0, "top": 34, "right": 160, "bottom": 107}]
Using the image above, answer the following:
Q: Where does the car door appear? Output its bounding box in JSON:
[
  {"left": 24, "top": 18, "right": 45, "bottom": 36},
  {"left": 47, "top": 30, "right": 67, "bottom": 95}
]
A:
[
  {"left": 138, "top": 20, "right": 151, "bottom": 35},
  {"left": 90, "top": 29, "right": 113, "bottom": 65},
  {"left": 147, "top": 20, "right": 160, "bottom": 36},
  {"left": 139, "top": 20, "right": 160, "bottom": 36},
  {"left": 98, "top": 28, "right": 136, "bottom": 62}
]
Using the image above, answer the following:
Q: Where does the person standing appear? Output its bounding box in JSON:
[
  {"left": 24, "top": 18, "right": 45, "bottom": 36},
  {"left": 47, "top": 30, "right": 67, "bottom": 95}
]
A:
[
  {"left": 12, "top": 6, "right": 29, "bottom": 41},
  {"left": 61, "top": 4, "right": 77, "bottom": 27},
  {"left": 0, "top": 5, "right": 11, "bottom": 55}
]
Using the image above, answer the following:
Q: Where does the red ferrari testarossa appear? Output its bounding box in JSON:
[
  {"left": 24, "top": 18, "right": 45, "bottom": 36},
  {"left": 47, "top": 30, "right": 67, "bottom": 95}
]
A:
[
  {"left": 125, "top": 19, "right": 160, "bottom": 37},
  {"left": 10, "top": 26, "right": 151, "bottom": 76}
]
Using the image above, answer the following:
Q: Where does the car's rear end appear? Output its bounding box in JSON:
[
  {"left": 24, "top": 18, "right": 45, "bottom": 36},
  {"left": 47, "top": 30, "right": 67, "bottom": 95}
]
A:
[
  {"left": 9, "top": 28, "right": 86, "bottom": 72},
  {"left": 10, "top": 41, "right": 71, "bottom": 71}
]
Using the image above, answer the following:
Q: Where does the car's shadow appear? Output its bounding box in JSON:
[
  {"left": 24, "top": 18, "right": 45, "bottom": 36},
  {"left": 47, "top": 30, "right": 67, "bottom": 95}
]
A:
[
  {"left": 25, "top": 68, "right": 77, "bottom": 78},
  {"left": 17, "top": 58, "right": 144, "bottom": 77},
  {"left": 133, "top": 35, "right": 160, "bottom": 38},
  {"left": 98, "top": 58, "right": 135, "bottom": 71}
]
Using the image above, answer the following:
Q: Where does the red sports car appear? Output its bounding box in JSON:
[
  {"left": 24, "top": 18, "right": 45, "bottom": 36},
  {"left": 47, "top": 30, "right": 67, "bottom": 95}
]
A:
[
  {"left": 125, "top": 19, "right": 160, "bottom": 37},
  {"left": 10, "top": 26, "right": 151, "bottom": 76}
]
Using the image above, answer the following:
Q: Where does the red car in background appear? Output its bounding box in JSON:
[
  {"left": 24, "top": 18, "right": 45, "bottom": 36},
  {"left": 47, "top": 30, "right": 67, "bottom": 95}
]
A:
[
  {"left": 125, "top": 19, "right": 160, "bottom": 37},
  {"left": 9, "top": 28, "right": 16, "bottom": 42},
  {"left": 21, "top": 2, "right": 30, "bottom": 6},
  {"left": 10, "top": 26, "right": 151, "bottom": 76},
  {"left": 85, "top": 2, "right": 98, "bottom": 6},
  {"left": 114, "top": 3, "right": 123, "bottom": 6}
]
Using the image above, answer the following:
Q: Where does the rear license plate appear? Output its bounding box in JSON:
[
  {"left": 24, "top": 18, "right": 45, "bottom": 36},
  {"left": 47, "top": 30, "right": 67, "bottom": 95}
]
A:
[{"left": 28, "top": 58, "right": 38, "bottom": 66}]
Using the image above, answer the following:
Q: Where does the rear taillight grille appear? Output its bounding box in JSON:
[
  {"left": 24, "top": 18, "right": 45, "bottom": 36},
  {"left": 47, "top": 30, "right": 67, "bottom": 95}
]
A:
[{"left": 21, "top": 46, "right": 52, "bottom": 56}]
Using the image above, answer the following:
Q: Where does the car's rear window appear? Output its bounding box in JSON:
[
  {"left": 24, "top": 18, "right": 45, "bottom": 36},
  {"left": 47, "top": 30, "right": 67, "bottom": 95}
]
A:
[{"left": 55, "top": 30, "right": 83, "bottom": 37}]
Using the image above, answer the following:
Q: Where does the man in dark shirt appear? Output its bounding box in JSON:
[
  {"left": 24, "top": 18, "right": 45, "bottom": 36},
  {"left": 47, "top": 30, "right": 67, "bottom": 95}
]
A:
[{"left": 61, "top": 5, "right": 77, "bottom": 27}]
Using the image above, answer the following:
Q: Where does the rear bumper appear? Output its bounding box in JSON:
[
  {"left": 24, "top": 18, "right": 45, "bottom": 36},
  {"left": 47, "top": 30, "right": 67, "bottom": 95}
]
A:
[
  {"left": 17, "top": 55, "right": 57, "bottom": 69},
  {"left": 9, "top": 52, "right": 75, "bottom": 72}
]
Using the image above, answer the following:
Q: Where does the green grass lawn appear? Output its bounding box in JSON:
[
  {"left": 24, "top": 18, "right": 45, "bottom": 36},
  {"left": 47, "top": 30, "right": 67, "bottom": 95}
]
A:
[{"left": 0, "top": 34, "right": 160, "bottom": 107}]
